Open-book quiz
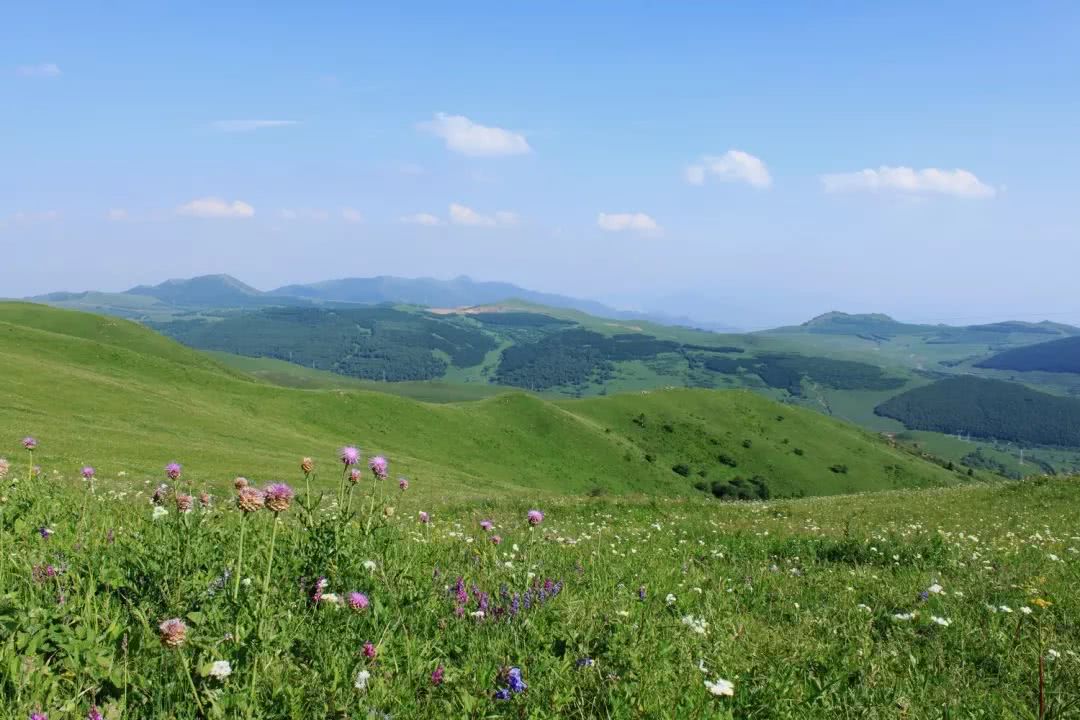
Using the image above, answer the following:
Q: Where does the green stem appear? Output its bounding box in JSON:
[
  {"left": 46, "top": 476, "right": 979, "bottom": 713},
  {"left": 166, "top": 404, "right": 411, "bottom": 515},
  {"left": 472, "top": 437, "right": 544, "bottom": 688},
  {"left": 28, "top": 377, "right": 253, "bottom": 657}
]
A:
[
  {"left": 249, "top": 515, "right": 280, "bottom": 707},
  {"left": 233, "top": 512, "right": 247, "bottom": 601},
  {"left": 179, "top": 650, "right": 205, "bottom": 715},
  {"left": 26, "top": 449, "right": 33, "bottom": 485}
]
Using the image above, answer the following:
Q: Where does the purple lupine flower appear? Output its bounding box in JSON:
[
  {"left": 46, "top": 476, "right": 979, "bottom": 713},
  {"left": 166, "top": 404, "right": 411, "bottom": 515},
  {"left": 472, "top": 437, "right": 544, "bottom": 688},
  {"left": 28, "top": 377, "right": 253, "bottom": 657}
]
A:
[
  {"left": 39, "top": 527, "right": 53, "bottom": 539},
  {"left": 340, "top": 446, "right": 360, "bottom": 466},
  {"left": 431, "top": 665, "right": 445, "bottom": 686},
  {"left": 527, "top": 509, "right": 544, "bottom": 526},
  {"left": 368, "top": 455, "right": 388, "bottom": 479},
  {"left": 23, "top": 437, "right": 38, "bottom": 450},
  {"left": 510, "top": 593, "right": 520, "bottom": 617},
  {"left": 494, "top": 688, "right": 511, "bottom": 701},
  {"left": 479, "top": 519, "right": 494, "bottom": 532},
  {"left": 918, "top": 590, "right": 930, "bottom": 602},
  {"left": 507, "top": 667, "right": 527, "bottom": 693},
  {"left": 362, "top": 641, "right": 377, "bottom": 659},
  {"left": 349, "top": 592, "right": 370, "bottom": 611},
  {"left": 398, "top": 477, "right": 409, "bottom": 491},
  {"left": 418, "top": 511, "right": 430, "bottom": 524},
  {"left": 81, "top": 466, "right": 95, "bottom": 479},
  {"left": 165, "top": 462, "right": 182, "bottom": 480}
]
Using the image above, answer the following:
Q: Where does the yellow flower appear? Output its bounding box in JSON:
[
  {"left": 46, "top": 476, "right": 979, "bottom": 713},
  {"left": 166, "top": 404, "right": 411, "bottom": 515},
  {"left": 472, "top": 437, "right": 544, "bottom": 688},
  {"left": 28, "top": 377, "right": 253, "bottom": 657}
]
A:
[{"left": 1032, "top": 598, "right": 1052, "bottom": 609}]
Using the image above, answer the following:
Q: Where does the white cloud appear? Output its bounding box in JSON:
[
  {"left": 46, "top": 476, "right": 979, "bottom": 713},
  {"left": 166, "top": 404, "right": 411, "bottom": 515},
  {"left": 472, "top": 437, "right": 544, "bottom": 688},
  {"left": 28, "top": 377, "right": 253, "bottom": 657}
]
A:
[
  {"left": 9, "top": 210, "right": 60, "bottom": 225},
  {"left": 278, "top": 208, "right": 329, "bottom": 221},
  {"left": 341, "top": 208, "right": 363, "bottom": 223},
  {"left": 820, "top": 166, "right": 995, "bottom": 198},
  {"left": 449, "top": 203, "right": 518, "bottom": 227},
  {"left": 16, "top": 63, "right": 61, "bottom": 78},
  {"left": 400, "top": 212, "right": 442, "bottom": 226},
  {"left": 106, "top": 208, "right": 129, "bottom": 221},
  {"left": 685, "top": 150, "right": 772, "bottom": 189},
  {"left": 597, "top": 212, "right": 661, "bottom": 234},
  {"left": 419, "top": 113, "right": 531, "bottom": 156},
  {"left": 177, "top": 197, "right": 255, "bottom": 219},
  {"left": 211, "top": 120, "right": 298, "bottom": 132}
]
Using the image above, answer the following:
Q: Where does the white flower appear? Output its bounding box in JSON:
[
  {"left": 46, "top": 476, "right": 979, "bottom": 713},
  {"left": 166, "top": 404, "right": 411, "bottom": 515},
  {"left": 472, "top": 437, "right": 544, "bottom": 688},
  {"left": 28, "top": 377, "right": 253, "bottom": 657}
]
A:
[
  {"left": 320, "top": 593, "right": 342, "bottom": 606},
  {"left": 152, "top": 506, "right": 169, "bottom": 521},
  {"left": 930, "top": 616, "right": 951, "bottom": 627},
  {"left": 616, "top": 610, "right": 630, "bottom": 617},
  {"left": 354, "top": 669, "right": 371, "bottom": 691},
  {"left": 1047, "top": 649, "right": 1061, "bottom": 661},
  {"left": 704, "top": 678, "right": 734, "bottom": 697},
  {"left": 470, "top": 610, "right": 485, "bottom": 620},
  {"left": 681, "top": 615, "right": 709, "bottom": 635},
  {"left": 893, "top": 612, "right": 917, "bottom": 621},
  {"left": 363, "top": 560, "right": 377, "bottom": 572},
  {"left": 242, "top": 578, "right": 252, "bottom": 587},
  {"left": 856, "top": 604, "right": 872, "bottom": 613},
  {"left": 665, "top": 593, "right": 677, "bottom": 606},
  {"left": 1020, "top": 606, "right": 1032, "bottom": 615},
  {"left": 927, "top": 583, "right": 943, "bottom": 594},
  {"left": 1048, "top": 553, "right": 1060, "bottom": 561},
  {"left": 209, "top": 660, "right": 232, "bottom": 680},
  {"left": 697, "top": 659, "right": 709, "bottom": 673},
  {"left": 999, "top": 605, "right": 1013, "bottom": 613}
]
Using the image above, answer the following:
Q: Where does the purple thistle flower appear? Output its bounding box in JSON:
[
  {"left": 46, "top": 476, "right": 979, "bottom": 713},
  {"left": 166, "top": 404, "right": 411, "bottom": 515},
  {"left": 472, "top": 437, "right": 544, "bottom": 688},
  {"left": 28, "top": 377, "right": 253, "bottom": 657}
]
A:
[
  {"left": 264, "top": 483, "right": 294, "bottom": 513},
  {"left": 431, "top": 665, "right": 445, "bottom": 686},
  {"left": 490, "top": 534, "right": 502, "bottom": 545},
  {"left": 22, "top": 437, "right": 38, "bottom": 450},
  {"left": 81, "top": 466, "right": 95, "bottom": 479},
  {"left": 527, "top": 509, "right": 544, "bottom": 526},
  {"left": 349, "top": 468, "right": 362, "bottom": 484},
  {"left": 362, "top": 641, "right": 377, "bottom": 659},
  {"left": 349, "top": 592, "right": 370, "bottom": 611},
  {"left": 398, "top": 477, "right": 409, "bottom": 491},
  {"left": 479, "top": 519, "right": 494, "bottom": 532},
  {"left": 30, "top": 713, "right": 47, "bottom": 720},
  {"left": 340, "top": 446, "right": 360, "bottom": 466},
  {"left": 368, "top": 455, "right": 388, "bottom": 479},
  {"left": 312, "top": 576, "right": 328, "bottom": 604},
  {"left": 88, "top": 706, "right": 103, "bottom": 720},
  {"left": 418, "top": 511, "right": 430, "bottom": 524},
  {"left": 165, "top": 462, "right": 182, "bottom": 480}
]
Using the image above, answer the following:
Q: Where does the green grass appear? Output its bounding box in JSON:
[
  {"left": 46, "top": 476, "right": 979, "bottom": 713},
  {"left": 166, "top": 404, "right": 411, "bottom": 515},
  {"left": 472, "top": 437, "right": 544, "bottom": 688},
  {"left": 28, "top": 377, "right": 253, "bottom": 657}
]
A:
[{"left": 0, "top": 302, "right": 971, "bottom": 500}]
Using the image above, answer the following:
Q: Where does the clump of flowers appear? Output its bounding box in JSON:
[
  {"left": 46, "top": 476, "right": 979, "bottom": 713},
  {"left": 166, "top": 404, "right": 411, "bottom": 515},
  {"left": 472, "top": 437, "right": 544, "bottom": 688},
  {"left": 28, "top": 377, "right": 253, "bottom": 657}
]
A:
[
  {"left": 705, "top": 677, "right": 735, "bottom": 697},
  {"left": 312, "top": 576, "right": 329, "bottom": 604},
  {"left": 264, "top": 483, "right": 294, "bottom": 514},
  {"left": 165, "top": 462, "right": 182, "bottom": 480},
  {"left": 527, "top": 509, "right": 544, "bottom": 526},
  {"left": 494, "top": 666, "right": 527, "bottom": 700},
  {"left": 449, "top": 576, "right": 563, "bottom": 621},
  {"left": 362, "top": 641, "right": 377, "bottom": 659},
  {"left": 208, "top": 660, "right": 232, "bottom": 680},
  {"left": 431, "top": 665, "right": 445, "bottom": 686},
  {"left": 158, "top": 618, "right": 188, "bottom": 648}
]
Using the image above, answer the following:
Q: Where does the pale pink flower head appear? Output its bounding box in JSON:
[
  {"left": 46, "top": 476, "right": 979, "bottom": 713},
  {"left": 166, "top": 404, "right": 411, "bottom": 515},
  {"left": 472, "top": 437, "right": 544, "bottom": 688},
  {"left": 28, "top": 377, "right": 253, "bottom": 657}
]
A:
[
  {"left": 81, "top": 466, "right": 95, "bottom": 480},
  {"left": 87, "top": 707, "right": 103, "bottom": 720},
  {"left": 198, "top": 491, "right": 211, "bottom": 508},
  {"left": 490, "top": 534, "right": 502, "bottom": 545},
  {"left": 236, "top": 486, "right": 264, "bottom": 513},
  {"left": 527, "top": 509, "right": 544, "bottom": 526},
  {"left": 233, "top": 476, "right": 249, "bottom": 490},
  {"left": 152, "top": 484, "right": 169, "bottom": 505},
  {"left": 418, "top": 511, "right": 430, "bottom": 524},
  {"left": 349, "top": 591, "right": 370, "bottom": 611},
  {"left": 165, "top": 462, "right": 182, "bottom": 480},
  {"left": 175, "top": 493, "right": 194, "bottom": 513},
  {"left": 158, "top": 617, "right": 187, "bottom": 648},
  {"left": 349, "top": 468, "right": 362, "bottom": 484},
  {"left": 264, "top": 483, "right": 294, "bottom": 513},
  {"left": 300, "top": 457, "right": 314, "bottom": 475},
  {"left": 398, "top": 477, "right": 409, "bottom": 491},
  {"left": 22, "top": 437, "right": 38, "bottom": 450},
  {"left": 340, "top": 446, "right": 360, "bottom": 466},
  {"left": 369, "top": 455, "right": 388, "bottom": 479},
  {"left": 479, "top": 520, "right": 494, "bottom": 532},
  {"left": 362, "top": 641, "right": 377, "bottom": 659},
  {"left": 0, "top": 457, "right": 9, "bottom": 481}
]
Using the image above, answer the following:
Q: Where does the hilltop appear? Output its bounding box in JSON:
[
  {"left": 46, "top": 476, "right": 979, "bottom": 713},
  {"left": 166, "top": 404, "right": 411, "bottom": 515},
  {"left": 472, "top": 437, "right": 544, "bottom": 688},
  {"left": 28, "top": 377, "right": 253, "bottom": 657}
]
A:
[{"left": 0, "top": 302, "right": 968, "bottom": 499}]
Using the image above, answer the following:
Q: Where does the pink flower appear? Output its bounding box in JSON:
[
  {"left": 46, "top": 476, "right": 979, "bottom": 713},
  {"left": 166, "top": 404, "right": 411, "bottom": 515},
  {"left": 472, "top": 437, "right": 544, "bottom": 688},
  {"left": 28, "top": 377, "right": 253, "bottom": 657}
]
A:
[
  {"left": 479, "top": 520, "right": 494, "bottom": 532},
  {"left": 22, "top": 437, "right": 38, "bottom": 450},
  {"left": 362, "top": 641, "right": 377, "bottom": 659},
  {"left": 369, "top": 455, "right": 388, "bottom": 479},
  {"left": 398, "top": 477, "right": 409, "bottom": 491},
  {"left": 349, "top": 592, "right": 370, "bottom": 611},
  {"left": 264, "top": 483, "right": 294, "bottom": 513},
  {"left": 81, "top": 466, "right": 95, "bottom": 479},
  {"left": 165, "top": 462, "right": 182, "bottom": 480},
  {"left": 419, "top": 511, "right": 430, "bottom": 524},
  {"left": 349, "top": 468, "right": 362, "bottom": 484},
  {"left": 340, "top": 446, "right": 360, "bottom": 466},
  {"left": 490, "top": 534, "right": 502, "bottom": 545},
  {"left": 527, "top": 509, "right": 544, "bottom": 526}
]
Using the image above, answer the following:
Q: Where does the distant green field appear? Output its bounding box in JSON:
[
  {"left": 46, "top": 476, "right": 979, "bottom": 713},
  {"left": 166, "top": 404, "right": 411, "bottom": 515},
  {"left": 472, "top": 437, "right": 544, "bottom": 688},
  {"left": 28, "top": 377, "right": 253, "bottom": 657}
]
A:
[{"left": 0, "top": 302, "right": 973, "bottom": 500}]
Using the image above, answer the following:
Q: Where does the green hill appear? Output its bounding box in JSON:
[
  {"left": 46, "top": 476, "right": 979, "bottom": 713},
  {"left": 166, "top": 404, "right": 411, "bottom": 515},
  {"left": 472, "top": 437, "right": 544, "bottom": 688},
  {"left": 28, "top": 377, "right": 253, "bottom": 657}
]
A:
[
  {"left": 975, "top": 335, "right": 1080, "bottom": 374},
  {"left": 0, "top": 302, "right": 965, "bottom": 498},
  {"left": 875, "top": 375, "right": 1080, "bottom": 446}
]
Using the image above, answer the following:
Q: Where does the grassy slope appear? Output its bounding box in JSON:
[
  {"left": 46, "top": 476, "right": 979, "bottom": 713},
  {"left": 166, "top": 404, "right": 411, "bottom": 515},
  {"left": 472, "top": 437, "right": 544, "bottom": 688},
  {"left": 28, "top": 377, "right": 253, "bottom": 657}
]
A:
[{"left": 0, "top": 302, "right": 966, "bottom": 498}]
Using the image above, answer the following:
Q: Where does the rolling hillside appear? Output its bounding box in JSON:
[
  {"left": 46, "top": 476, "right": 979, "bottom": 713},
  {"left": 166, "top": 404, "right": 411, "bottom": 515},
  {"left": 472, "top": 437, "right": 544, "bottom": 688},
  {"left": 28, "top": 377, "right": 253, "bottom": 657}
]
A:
[{"left": 0, "top": 302, "right": 968, "bottom": 499}]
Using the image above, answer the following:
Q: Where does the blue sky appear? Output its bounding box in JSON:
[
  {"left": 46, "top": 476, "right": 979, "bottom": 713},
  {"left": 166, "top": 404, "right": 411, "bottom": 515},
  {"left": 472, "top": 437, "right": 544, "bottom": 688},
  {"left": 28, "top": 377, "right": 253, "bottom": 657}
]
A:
[{"left": 3, "top": 1, "right": 1079, "bottom": 327}]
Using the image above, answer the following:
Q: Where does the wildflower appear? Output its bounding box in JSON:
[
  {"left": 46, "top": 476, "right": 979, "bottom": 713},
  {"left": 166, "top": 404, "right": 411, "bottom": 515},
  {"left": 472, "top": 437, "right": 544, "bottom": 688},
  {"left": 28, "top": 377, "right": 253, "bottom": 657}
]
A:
[
  {"left": 363, "top": 560, "right": 377, "bottom": 572},
  {"left": 349, "top": 592, "right": 370, "bottom": 611},
  {"left": 930, "top": 616, "right": 951, "bottom": 627},
  {"left": 369, "top": 455, "right": 388, "bottom": 479},
  {"left": 264, "top": 483, "right": 295, "bottom": 513},
  {"left": 665, "top": 593, "right": 677, "bottom": 605},
  {"left": 23, "top": 437, "right": 38, "bottom": 450},
  {"left": 383, "top": 506, "right": 395, "bottom": 517},
  {"left": 152, "top": 505, "right": 169, "bottom": 521},
  {"left": 576, "top": 657, "right": 595, "bottom": 668},
  {"left": 165, "top": 462, "right": 182, "bottom": 480},
  {"left": 681, "top": 615, "right": 709, "bottom": 635},
  {"left": 354, "top": 669, "right": 371, "bottom": 691},
  {"left": 363, "top": 641, "right": 377, "bottom": 659},
  {"left": 199, "top": 491, "right": 211, "bottom": 508},
  {"left": 340, "top": 446, "right": 361, "bottom": 466},
  {"left": 431, "top": 665, "right": 445, "bottom": 685},
  {"left": 1047, "top": 649, "right": 1061, "bottom": 661},
  {"left": 39, "top": 527, "right": 54, "bottom": 539},
  {"left": 81, "top": 466, "right": 95, "bottom": 480},
  {"left": 856, "top": 603, "right": 872, "bottom": 612},
  {"left": 0, "top": 457, "right": 9, "bottom": 480},
  {"left": 927, "top": 583, "right": 943, "bottom": 594},
  {"left": 893, "top": 612, "right": 917, "bottom": 621},
  {"left": 300, "top": 457, "right": 314, "bottom": 475},
  {"left": 490, "top": 534, "right": 502, "bottom": 545},
  {"left": 480, "top": 519, "right": 494, "bottom": 531},
  {"left": 704, "top": 678, "right": 735, "bottom": 697},
  {"left": 419, "top": 511, "right": 430, "bottom": 524},
  {"left": 233, "top": 476, "right": 248, "bottom": 490},
  {"left": 175, "top": 493, "right": 194, "bottom": 513},
  {"left": 1032, "top": 598, "right": 1052, "bottom": 609},
  {"left": 236, "top": 486, "right": 264, "bottom": 513},
  {"left": 507, "top": 667, "right": 527, "bottom": 693},
  {"left": 527, "top": 509, "right": 544, "bottom": 526},
  {"left": 1020, "top": 606, "right": 1033, "bottom": 615},
  {"left": 349, "top": 468, "right": 362, "bottom": 484},
  {"left": 312, "top": 577, "right": 329, "bottom": 604},
  {"left": 398, "top": 477, "right": 409, "bottom": 491},
  {"left": 152, "top": 484, "right": 169, "bottom": 505},
  {"left": 638, "top": 586, "right": 647, "bottom": 601},
  {"left": 158, "top": 618, "right": 187, "bottom": 648},
  {"left": 999, "top": 605, "right": 1013, "bottom": 613},
  {"left": 494, "top": 688, "right": 511, "bottom": 701},
  {"left": 30, "top": 713, "right": 47, "bottom": 720},
  {"left": 88, "top": 707, "right": 103, "bottom": 720},
  {"left": 208, "top": 660, "right": 232, "bottom": 679}
]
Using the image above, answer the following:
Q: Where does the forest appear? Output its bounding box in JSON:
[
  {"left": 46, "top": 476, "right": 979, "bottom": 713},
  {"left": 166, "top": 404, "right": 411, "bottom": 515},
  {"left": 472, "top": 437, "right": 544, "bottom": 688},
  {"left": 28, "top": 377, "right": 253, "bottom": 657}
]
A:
[
  {"left": 702, "top": 353, "right": 906, "bottom": 395},
  {"left": 974, "top": 335, "right": 1080, "bottom": 374}
]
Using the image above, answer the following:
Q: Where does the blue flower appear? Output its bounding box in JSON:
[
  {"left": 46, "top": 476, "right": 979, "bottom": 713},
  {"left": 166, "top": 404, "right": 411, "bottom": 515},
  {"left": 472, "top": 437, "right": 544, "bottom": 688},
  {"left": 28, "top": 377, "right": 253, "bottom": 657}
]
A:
[
  {"left": 494, "top": 688, "right": 511, "bottom": 701},
  {"left": 508, "top": 667, "right": 527, "bottom": 693}
]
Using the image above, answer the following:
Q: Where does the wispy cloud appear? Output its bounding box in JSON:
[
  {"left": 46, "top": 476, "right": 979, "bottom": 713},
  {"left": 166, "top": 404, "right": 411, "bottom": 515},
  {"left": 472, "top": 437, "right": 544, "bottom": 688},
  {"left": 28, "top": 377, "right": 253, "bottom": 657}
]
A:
[
  {"left": 177, "top": 197, "right": 255, "bottom": 218},
  {"left": 8, "top": 210, "right": 60, "bottom": 225},
  {"left": 418, "top": 113, "right": 531, "bottom": 157},
  {"left": 820, "top": 166, "right": 995, "bottom": 198},
  {"left": 211, "top": 120, "right": 299, "bottom": 133},
  {"left": 400, "top": 212, "right": 442, "bottom": 226},
  {"left": 341, "top": 208, "right": 363, "bottom": 223},
  {"left": 278, "top": 208, "right": 329, "bottom": 221},
  {"left": 597, "top": 212, "right": 661, "bottom": 234},
  {"left": 16, "top": 63, "right": 61, "bottom": 78},
  {"left": 685, "top": 150, "right": 772, "bottom": 189},
  {"left": 106, "top": 208, "right": 129, "bottom": 221},
  {"left": 449, "top": 203, "right": 519, "bottom": 227}
]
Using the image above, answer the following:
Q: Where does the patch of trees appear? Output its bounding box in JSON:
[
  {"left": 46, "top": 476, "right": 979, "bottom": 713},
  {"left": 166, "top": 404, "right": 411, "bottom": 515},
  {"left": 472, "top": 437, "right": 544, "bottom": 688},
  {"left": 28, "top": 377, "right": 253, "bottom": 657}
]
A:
[
  {"left": 707, "top": 476, "right": 771, "bottom": 501},
  {"left": 875, "top": 376, "right": 1080, "bottom": 447},
  {"left": 469, "top": 312, "right": 574, "bottom": 327},
  {"left": 975, "top": 336, "right": 1080, "bottom": 374},
  {"left": 154, "top": 306, "right": 497, "bottom": 382},
  {"left": 703, "top": 352, "right": 905, "bottom": 395}
]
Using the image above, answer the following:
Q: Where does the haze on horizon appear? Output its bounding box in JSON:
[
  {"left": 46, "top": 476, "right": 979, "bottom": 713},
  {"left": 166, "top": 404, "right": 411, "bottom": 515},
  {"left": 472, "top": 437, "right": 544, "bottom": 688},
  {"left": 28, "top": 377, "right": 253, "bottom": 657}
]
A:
[{"left": 3, "top": 2, "right": 1079, "bottom": 329}]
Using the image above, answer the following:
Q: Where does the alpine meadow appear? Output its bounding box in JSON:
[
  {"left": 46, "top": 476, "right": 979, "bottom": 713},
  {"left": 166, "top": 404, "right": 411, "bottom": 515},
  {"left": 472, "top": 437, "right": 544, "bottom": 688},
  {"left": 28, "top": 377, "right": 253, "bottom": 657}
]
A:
[{"left": 4, "top": 3, "right": 1080, "bottom": 719}]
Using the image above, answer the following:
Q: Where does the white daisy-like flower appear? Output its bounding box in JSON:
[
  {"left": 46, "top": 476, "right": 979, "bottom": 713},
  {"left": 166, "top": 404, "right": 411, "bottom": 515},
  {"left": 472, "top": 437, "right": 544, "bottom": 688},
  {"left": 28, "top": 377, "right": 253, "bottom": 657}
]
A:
[
  {"left": 704, "top": 678, "right": 734, "bottom": 697},
  {"left": 1020, "top": 606, "right": 1032, "bottom": 615},
  {"left": 354, "top": 669, "right": 371, "bottom": 690},
  {"left": 681, "top": 615, "right": 709, "bottom": 635},
  {"left": 665, "top": 593, "right": 677, "bottom": 605},
  {"left": 363, "top": 560, "right": 377, "bottom": 572},
  {"left": 927, "top": 583, "right": 943, "bottom": 594},
  {"left": 856, "top": 604, "right": 872, "bottom": 613},
  {"left": 208, "top": 660, "right": 232, "bottom": 680},
  {"left": 999, "top": 605, "right": 1013, "bottom": 613},
  {"left": 1047, "top": 649, "right": 1061, "bottom": 661},
  {"left": 930, "top": 616, "right": 951, "bottom": 627},
  {"left": 893, "top": 612, "right": 917, "bottom": 621},
  {"left": 152, "top": 505, "right": 169, "bottom": 521}
]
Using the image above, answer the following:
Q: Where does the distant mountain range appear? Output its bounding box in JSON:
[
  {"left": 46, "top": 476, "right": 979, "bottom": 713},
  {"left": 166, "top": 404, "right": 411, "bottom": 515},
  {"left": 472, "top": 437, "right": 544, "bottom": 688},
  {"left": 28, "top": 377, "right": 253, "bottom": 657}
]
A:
[{"left": 28, "top": 273, "right": 739, "bottom": 331}]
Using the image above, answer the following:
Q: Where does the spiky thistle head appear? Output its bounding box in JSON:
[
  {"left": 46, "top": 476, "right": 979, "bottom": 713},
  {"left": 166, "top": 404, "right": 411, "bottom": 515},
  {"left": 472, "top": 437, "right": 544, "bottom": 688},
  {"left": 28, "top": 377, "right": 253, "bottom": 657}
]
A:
[
  {"left": 234, "top": 476, "right": 249, "bottom": 490},
  {"left": 349, "top": 468, "right": 362, "bottom": 484},
  {"left": 165, "top": 462, "right": 182, "bottom": 480},
  {"left": 81, "top": 466, "right": 95, "bottom": 479},
  {"left": 340, "top": 446, "right": 360, "bottom": 466},
  {"left": 300, "top": 457, "right": 314, "bottom": 475},
  {"left": 348, "top": 591, "right": 370, "bottom": 611},
  {"left": 236, "top": 486, "right": 264, "bottom": 513},
  {"left": 175, "top": 494, "right": 193, "bottom": 513},
  {"left": 527, "top": 509, "right": 544, "bottom": 526},
  {"left": 398, "top": 477, "right": 409, "bottom": 491},
  {"left": 158, "top": 617, "right": 187, "bottom": 648},
  {"left": 368, "top": 455, "right": 388, "bottom": 479},
  {"left": 264, "top": 483, "right": 294, "bottom": 513},
  {"left": 22, "top": 437, "right": 37, "bottom": 450}
]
